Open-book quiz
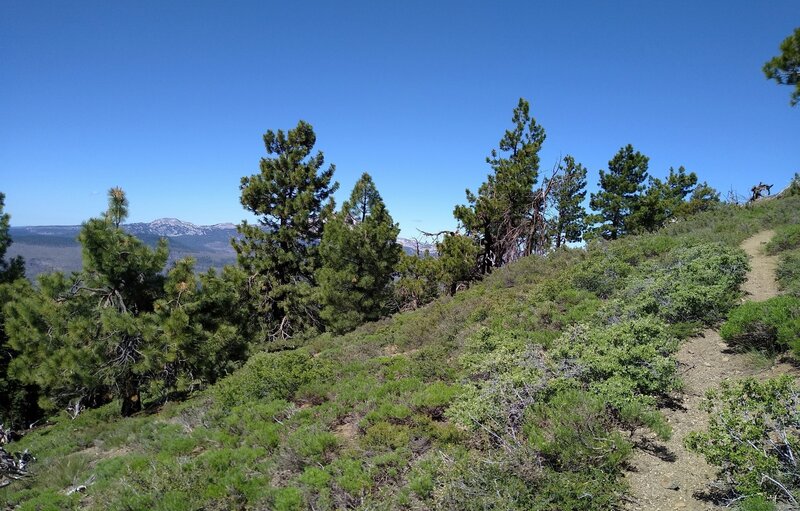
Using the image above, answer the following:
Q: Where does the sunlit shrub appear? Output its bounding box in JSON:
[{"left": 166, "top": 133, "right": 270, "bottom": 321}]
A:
[
  {"left": 213, "top": 350, "right": 323, "bottom": 408},
  {"left": 686, "top": 377, "right": 800, "bottom": 506},
  {"left": 720, "top": 296, "right": 800, "bottom": 355},
  {"left": 777, "top": 249, "right": 800, "bottom": 297},
  {"left": 766, "top": 224, "right": 800, "bottom": 255},
  {"left": 572, "top": 253, "right": 632, "bottom": 298},
  {"left": 624, "top": 243, "right": 748, "bottom": 323},
  {"left": 524, "top": 389, "right": 631, "bottom": 471}
]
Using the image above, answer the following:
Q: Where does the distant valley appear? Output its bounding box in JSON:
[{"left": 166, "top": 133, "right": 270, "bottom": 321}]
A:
[{"left": 8, "top": 218, "right": 435, "bottom": 278}]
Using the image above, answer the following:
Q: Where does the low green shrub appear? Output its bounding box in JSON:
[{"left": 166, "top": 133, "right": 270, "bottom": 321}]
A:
[
  {"left": 739, "top": 496, "right": 777, "bottom": 511},
  {"left": 213, "top": 349, "right": 323, "bottom": 408},
  {"left": 273, "top": 486, "right": 303, "bottom": 511},
  {"left": 572, "top": 252, "right": 632, "bottom": 298},
  {"left": 555, "top": 318, "right": 679, "bottom": 402},
  {"left": 766, "top": 224, "right": 800, "bottom": 255},
  {"left": 524, "top": 389, "right": 631, "bottom": 471},
  {"left": 298, "top": 465, "right": 330, "bottom": 489},
  {"left": 686, "top": 376, "right": 800, "bottom": 506},
  {"left": 777, "top": 249, "right": 800, "bottom": 297},
  {"left": 623, "top": 243, "right": 749, "bottom": 324},
  {"left": 720, "top": 296, "right": 800, "bottom": 354},
  {"left": 285, "top": 426, "right": 338, "bottom": 464},
  {"left": 362, "top": 421, "right": 410, "bottom": 450},
  {"left": 331, "top": 457, "right": 372, "bottom": 497},
  {"left": 362, "top": 402, "right": 412, "bottom": 427},
  {"left": 411, "top": 382, "right": 461, "bottom": 417}
]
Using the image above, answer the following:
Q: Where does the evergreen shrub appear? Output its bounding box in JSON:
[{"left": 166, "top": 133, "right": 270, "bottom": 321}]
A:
[{"left": 720, "top": 296, "right": 800, "bottom": 354}]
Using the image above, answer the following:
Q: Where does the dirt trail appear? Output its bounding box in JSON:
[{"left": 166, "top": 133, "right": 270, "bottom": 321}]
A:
[{"left": 625, "top": 230, "right": 788, "bottom": 510}]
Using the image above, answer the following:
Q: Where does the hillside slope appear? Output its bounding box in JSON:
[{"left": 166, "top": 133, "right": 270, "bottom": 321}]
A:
[{"left": 2, "top": 196, "right": 799, "bottom": 511}]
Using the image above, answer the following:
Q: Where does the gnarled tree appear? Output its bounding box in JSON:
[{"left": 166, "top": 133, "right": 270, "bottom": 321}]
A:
[{"left": 454, "top": 98, "right": 547, "bottom": 273}]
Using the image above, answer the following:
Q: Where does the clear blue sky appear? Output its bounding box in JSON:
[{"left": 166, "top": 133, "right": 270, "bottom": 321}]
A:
[{"left": 1, "top": 1, "right": 798, "bottom": 236}]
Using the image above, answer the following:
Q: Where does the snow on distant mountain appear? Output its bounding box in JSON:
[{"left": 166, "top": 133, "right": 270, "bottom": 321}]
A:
[
  {"left": 125, "top": 218, "right": 238, "bottom": 237},
  {"left": 7, "top": 218, "right": 437, "bottom": 278},
  {"left": 397, "top": 237, "right": 437, "bottom": 256}
]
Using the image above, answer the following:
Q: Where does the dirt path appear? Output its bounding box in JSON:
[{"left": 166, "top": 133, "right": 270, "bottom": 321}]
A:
[
  {"left": 740, "top": 231, "right": 781, "bottom": 302},
  {"left": 624, "top": 230, "right": 784, "bottom": 511}
]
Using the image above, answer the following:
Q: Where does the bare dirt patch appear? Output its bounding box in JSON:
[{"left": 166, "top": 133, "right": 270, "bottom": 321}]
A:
[{"left": 333, "top": 417, "right": 360, "bottom": 444}]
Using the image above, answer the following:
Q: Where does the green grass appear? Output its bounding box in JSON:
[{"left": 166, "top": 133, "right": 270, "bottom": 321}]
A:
[{"left": 2, "top": 195, "right": 800, "bottom": 510}]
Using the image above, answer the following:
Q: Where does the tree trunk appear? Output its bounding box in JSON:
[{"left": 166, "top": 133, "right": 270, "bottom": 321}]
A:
[{"left": 120, "top": 376, "right": 141, "bottom": 417}]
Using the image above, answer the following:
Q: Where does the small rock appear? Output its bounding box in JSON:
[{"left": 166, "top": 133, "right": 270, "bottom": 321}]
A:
[
  {"left": 665, "top": 481, "right": 680, "bottom": 490},
  {"left": 722, "top": 357, "right": 730, "bottom": 362},
  {"left": 703, "top": 362, "right": 712, "bottom": 367}
]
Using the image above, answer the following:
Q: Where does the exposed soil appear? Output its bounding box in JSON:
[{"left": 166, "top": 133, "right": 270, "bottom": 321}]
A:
[
  {"left": 625, "top": 230, "right": 797, "bottom": 510},
  {"left": 333, "top": 417, "right": 360, "bottom": 444}
]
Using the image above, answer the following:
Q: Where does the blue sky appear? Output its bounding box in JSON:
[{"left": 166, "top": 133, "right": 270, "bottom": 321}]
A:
[{"left": 1, "top": 1, "right": 798, "bottom": 236}]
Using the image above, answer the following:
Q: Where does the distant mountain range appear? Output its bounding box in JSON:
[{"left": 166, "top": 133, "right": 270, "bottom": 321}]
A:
[{"left": 7, "top": 218, "right": 435, "bottom": 279}]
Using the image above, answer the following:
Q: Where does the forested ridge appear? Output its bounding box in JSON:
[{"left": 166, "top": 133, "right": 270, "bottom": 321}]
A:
[{"left": 1, "top": 93, "right": 800, "bottom": 509}]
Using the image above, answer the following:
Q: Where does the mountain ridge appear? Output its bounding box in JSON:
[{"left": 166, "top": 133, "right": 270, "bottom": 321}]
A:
[{"left": 7, "top": 218, "right": 435, "bottom": 278}]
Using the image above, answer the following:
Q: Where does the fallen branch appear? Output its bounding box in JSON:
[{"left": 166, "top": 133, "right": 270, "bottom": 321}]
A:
[{"left": 0, "top": 447, "right": 34, "bottom": 488}]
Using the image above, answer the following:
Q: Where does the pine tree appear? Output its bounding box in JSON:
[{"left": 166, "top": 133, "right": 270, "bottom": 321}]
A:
[
  {"left": 437, "top": 233, "right": 480, "bottom": 295},
  {"left": 548, "top": 155, "right": 588, "bottom": 248},
  {"left": 0, "top": 193, "right": 24, "bottom": 284},
  {"left": 105, "top": 186, "right": 128, "bottom": 228},
  {"left": 148, "top": 261, "right": 248, "bottom": 397},
  {"left": 680, "top": 181, "right": 720, "bottom": 216},
  {"left": 763, "top": 27, "right": 800, "bottom": 106},
  {"left": 5, "top": 189, "right": 169, "bottom": 416},
  {"left": 630, "top": 166, "right": 698, "bottom": 232},
  {"left": 316, "top": 173, "right": 401, "bottom": 334},
  {"left": 0, "top": 193, "right": 39, "bottom": 428},
  {"left": 588, "top": 145, "right": 649, "bottom": 240},
  {"left": 392, "top": 252, "right": 441, "bottom": 312},
  {"left": 454, "top": 98, "right": 546, "bottom": 273},
  {"left": 234, "top": 121, "right": 338, "bottom": 344},
  {"left": 4, "top": 190, "right": 248, "bottom": 417}
]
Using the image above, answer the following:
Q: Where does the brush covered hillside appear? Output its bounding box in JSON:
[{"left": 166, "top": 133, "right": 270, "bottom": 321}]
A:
[{"left": 2, "top": 192, "right": 799, "bottom": 510}]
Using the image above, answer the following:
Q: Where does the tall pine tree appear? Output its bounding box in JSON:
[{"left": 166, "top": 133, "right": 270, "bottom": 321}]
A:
[
  {"left": 454, "top": 98, "right": 546, "bottom": 273},
  {"left": 316, "top": 173, "right": 401, "bottom": 334},
  {"left": 234, "top": 121, "right": 338, "bottom": 344},
  {"left": 547, "top": 155, "right": 588, "bottom": 248},
  {"left": 589, "top": 144, "right": 649, "bottom": 240},
  {"left": 0, "top": 193, "right": 39, "bottom": 428}
]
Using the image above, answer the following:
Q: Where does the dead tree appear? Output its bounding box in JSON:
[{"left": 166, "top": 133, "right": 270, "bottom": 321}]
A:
[{"left": 749, "top": 182, "right": 773, "bottom": 202}]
